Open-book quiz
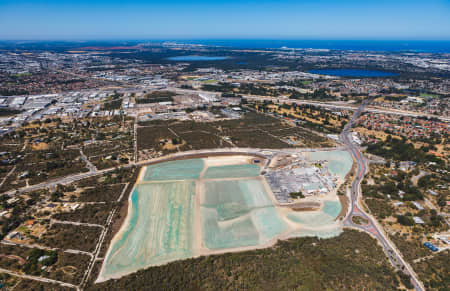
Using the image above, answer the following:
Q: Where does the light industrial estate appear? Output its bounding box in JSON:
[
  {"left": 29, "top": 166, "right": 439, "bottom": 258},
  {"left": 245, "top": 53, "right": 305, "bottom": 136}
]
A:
[{"left": 0, "top": 39, "right": 447, "bottom": 291}]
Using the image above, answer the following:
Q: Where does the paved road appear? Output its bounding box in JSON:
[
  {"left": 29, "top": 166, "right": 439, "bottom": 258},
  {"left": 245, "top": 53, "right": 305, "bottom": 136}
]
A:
[
  {"left": 1, "top": 146, "right": 349, "bottom": 197},
  {"left": 340, "top": 98, "right": 425, "bottom": 291},
  {"left": 241, "top": 94, "right": 450, "bottom": 122},
  {"left": 0, "top": 111, "right": 427, "bottom": 290},
  {"left": 169, "top": 87, "right": 450, "bottom": 122}
]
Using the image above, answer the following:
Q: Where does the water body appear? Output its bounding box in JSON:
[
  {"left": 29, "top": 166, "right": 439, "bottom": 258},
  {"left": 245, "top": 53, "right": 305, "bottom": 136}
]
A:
[
  {"left": 100, "top": 181, "right": 196, "bottom": 280},
  {"left": 180, "top": 40, "right": 450, "bottom": 53},
  {"left": 203, "top": 164, "right": 260, "bottom": 179},
  {"left": 287, "top": 200, "right": 341, "bottom": 227},
  {"left": 201, "top": 179, "right": 287, "bottom": 249},
  {"left": 308, "top": 69, "right": 398, "bottom": 77},
  {"left": 306, "top": 150, "right": 353, "bottom": 180},
  {"left": 143, "top": 159, "right": 204, "bottom": 181},
  {"left": 167, "top": 55, "right": 229, "bottom": 61},
  {"left": 101, "top": 157, "right": 347, "bottom": 281}
]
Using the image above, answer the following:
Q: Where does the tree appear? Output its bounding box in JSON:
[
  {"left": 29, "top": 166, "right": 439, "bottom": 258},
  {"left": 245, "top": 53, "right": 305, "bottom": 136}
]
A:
[{"left": 397, "top": 215, "right": 414, "bottom": 226}]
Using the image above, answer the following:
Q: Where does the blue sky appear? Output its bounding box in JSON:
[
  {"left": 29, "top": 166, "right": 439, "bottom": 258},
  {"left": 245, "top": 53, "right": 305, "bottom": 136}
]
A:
[{"left": 0, "top": 0, "right": 449, "bottom": 40}]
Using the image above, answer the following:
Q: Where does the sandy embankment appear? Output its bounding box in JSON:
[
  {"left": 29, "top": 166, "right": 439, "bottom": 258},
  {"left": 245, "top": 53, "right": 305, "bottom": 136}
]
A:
[
  {"left": 203, "top": 155, "right": 256, "bottom": 167},
  {"left": 100, "top": 153, "right": 346, "bottom": 282}
]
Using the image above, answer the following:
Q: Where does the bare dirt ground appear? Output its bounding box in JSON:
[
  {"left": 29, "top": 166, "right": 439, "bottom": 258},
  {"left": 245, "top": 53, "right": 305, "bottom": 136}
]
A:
[
  {"left": 336, "top": 195, "right": 349, "bottom": 220},
  {"left": 99, "top": 153, "right": 345, "bottom": 282}
]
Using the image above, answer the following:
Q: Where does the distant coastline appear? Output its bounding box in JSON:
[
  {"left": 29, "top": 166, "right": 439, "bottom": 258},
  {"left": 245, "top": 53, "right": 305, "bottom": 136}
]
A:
[{"left": 177, "top": 39, "right": 450, "bottom": 53}]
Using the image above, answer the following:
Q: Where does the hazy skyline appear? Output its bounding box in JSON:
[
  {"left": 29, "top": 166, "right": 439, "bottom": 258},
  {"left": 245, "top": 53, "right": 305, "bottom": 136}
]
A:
[{"left": 1, "top": 0, "right": 449, "bottom": 40}]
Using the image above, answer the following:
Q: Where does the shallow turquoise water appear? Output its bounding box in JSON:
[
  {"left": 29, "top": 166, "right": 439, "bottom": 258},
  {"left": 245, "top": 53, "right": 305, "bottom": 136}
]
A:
[
  {"left": 306, "top": 150, "right": 353, "bottom": 179},
  {"left": 202, "top": 208, "right": 260, "bottom": 249},
  {"left": 143, "top": 159, "right": 204, "bottom": 181},
  {"left": 322, "top": 200, "right": 342, "bottom": 218},
  {"left": 100, "top": 181, "right": 196, "bottom": 280},
  {"left": 287, "top": 201, "right": 341, "bottom": 227},
  {"left": 251, "top": 207, "right": 288, "bottom": 242},
  {"left": 102, "top": 157, "right": 345, "bottom": 280},
  {"left": 202, "top": 179, "right": 273, "bottom": 210},
  {"left": 203, "top": 164, "right": 260, "bottom": 179},
  {"left": 201, "top": 179, "right": 287, "bottom": 250}
]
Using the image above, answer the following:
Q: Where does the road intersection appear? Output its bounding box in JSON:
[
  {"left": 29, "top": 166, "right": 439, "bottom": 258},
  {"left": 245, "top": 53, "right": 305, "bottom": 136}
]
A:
[
  {"left": 340, "top": 98, "right": 425, "bottom": 291},
  {"left": 0, "top": 96, "right": 428, "bottom": 290}
]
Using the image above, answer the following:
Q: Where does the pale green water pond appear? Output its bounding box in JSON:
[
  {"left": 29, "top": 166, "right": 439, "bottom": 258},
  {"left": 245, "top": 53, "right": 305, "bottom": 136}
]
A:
[
  {"left": 143, "top": 158, "right": 204, "bottom": 181},
  {"left": 306, "top": 150, "right": 353, "bottom": 179},
  {"left": 287, "top": 200, "right": 341, "bottom": 227},
  {"left": 100, "top": 157, "right": 344, "bottom": 281},
  {"left": 203, "top": 164, "right": 260, "bottom": 179},
  {"left": 201, "top": 179, "right": 287, "bottom": 250},
  {"left": 100, "top": 181, "right": 196, "bottom": 280}
]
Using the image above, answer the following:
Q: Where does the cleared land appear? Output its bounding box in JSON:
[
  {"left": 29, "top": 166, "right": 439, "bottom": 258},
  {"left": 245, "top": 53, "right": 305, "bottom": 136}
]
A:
[
  {"left": 99, "top": 182, "right": 196, "bottom": 281},
  {"left": 200, "top": 179, "right": 288, "bottom": 250},
  {"left": 137, "top": 111, "right": 333, "bottom": 158},
  {"left": 99, "top": 154, "right": 345, "bottom": 282}
]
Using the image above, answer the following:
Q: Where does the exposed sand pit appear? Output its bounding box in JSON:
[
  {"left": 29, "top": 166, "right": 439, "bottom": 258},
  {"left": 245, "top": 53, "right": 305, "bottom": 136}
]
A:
[
  {"left": 98, "top": 154, "right": 344, "bottom": 282},
  {"left": 203, "top": 155, "right": 255, "bottom": 167},
  {"left": 200, "top": 179, "right": 288, "bottom": 250},
  {"left": 98, "top": 181, "right": 196, "bottom": 281}
]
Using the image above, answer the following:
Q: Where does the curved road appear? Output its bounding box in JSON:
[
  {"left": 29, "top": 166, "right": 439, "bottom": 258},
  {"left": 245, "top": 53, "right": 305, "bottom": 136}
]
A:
[
  {"left": 0, "top": 102, "right": 426, "bottom": 290},
  {"left": 340, "top": 98, "right": 425, "bottom": 291}
]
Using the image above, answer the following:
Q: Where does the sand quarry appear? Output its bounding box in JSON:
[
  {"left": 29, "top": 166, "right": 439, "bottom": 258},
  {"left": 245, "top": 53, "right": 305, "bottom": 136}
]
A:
[{"left": 97, "top": 154, "right": 346, "bottom": 282}]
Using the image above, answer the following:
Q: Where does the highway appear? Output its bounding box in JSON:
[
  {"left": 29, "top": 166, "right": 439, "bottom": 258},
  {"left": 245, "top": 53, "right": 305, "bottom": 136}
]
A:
[
  {"left": 0, "top": 96, "right": 428, "bottom": 290},
  {"left": 168, "top": 86, "right": 450, "bottom": 122},
  {"left": 242, "top": 95, "right": 450, "bottom": 122},
  {"left": 340, "top": 98, "right": 425, "bottom": 291}
]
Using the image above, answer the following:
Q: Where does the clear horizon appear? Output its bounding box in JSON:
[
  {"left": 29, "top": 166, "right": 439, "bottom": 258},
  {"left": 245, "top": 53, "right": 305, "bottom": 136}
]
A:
[
  {"left": 1, "top": 38, "right": 450, "bottom": 42},
  {"left": 1, "top": 0, "right": 449, "bottom": 40}
]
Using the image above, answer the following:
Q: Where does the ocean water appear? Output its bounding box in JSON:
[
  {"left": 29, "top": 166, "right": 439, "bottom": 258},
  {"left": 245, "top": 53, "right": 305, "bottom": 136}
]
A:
[
  {"left": 308, "top": 69, "right": 398, "bottom": 77},
  {"left": 143, "top": 159, "right": 204, "bottom": 181},
  {"left": 181, "top": 39, "right": 450, "bottom": 53},
  {"left": 203, "top": 164, "right": 260, "bottom": 179},
  {"left": 306, "top": 150, "right": 353, "bottom": 180}
]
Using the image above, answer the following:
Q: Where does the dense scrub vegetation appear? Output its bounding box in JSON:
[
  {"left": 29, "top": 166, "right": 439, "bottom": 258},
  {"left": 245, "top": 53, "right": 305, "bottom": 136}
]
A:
[
  {"left": 413, "top": 250, "right": 450, "bottom": 291},
  {"left": 89, "top": 230, "right": 401, "bottom": 290},
  {"left": 78, "top": 184, "right": 125, "bottom": 202},
  {"left": 138, "top": 111, "right": 331, "bottom": 154},
  {"left": 52, "top": 203, "right": 113, "bottom": 225},
  {"left": 136, "top": 90, "right": 176, "bottom": 104},
  {"left": 365, "top": 136, "right": 443, "bottom": 164},
  {"left": 14, "top": 279, "right": 69, "bottom": 290},
  {"left": 39, "top": 223, "right": 101, "bottom": 252}
]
